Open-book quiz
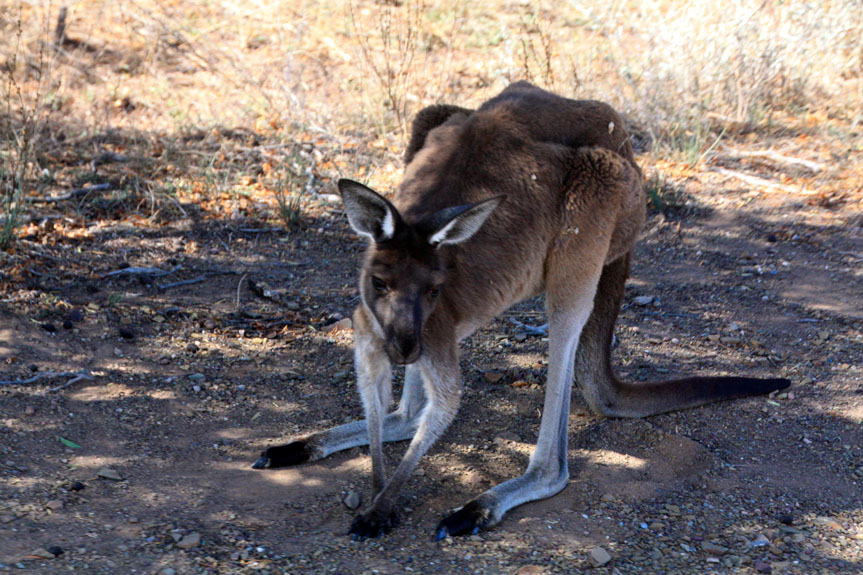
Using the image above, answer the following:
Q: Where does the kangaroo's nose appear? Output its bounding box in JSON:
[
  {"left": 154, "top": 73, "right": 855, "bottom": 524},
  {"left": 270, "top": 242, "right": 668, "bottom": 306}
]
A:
[{"left": 393, "top": 336, "right": 417, "bottom": 359}]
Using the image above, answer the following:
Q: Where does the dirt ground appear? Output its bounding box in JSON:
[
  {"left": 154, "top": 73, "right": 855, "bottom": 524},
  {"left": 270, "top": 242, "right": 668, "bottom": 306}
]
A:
[
  {"left": 2, "top": 2, "right": 863, "bottom": 574},
  {"left": 2, "top": 143, "right": 863, "bottom": 574}
]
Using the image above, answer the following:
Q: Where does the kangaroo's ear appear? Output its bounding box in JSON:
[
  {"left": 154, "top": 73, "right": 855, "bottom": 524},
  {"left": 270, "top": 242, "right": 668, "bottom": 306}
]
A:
[
  {"left": 423, "top": 196, "right": 506, "bottom": 247},
  {"left": 338, "top": 179, "right": 400, "bottom": 242}
]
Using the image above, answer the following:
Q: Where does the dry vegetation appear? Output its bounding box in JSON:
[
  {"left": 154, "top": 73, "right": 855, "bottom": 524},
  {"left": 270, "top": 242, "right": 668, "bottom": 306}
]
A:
[
  {"left": 1, "top": 0, "right": 862, "bottom": 243},
  {"left": 2, "top": 1, "right": 863, "bottom": 574}
]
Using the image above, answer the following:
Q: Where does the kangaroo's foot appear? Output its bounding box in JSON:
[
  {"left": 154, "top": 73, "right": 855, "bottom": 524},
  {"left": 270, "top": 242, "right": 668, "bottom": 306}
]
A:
[
  {"left": 251, "top": 440, "right": 312, "bottom": 469},
  {"left": 348, "top": 509, "right": 399, "bottom": 541},
  {"left": 434, "top": 500, "right": 492, "bottom": 540}
]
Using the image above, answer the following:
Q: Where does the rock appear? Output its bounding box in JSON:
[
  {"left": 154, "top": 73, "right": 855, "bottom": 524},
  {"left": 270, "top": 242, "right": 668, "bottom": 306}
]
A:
[
  {"left": 97, "top": 467, "right": 122, "bottom": 481},
  {"left": 600, "top": 493, "right": 616, "bottom": 503},
  {"left": 176, "top": 532, "right": 201, "bottom": 549},
  {"left": 188, "top": 373, "right": 206, "bottom": 382},
  {"left": 186, "top": 342, "right": 199, "bottom": 353},
  {"left": 466, "top": 471, "right": 484, "bottom": 485},
  {"left": 749, "top": 534, "right": 770, "bottom": 547},
  {"left": 483, "top": 371, "right": 504, "bottom": 383},
  {"left": 633, "top": 295, "right": 653, "bottom": 306},
  {"left": 343, "top": 491, "right": 361, "bottom": 510},
  {"left": 24, "top": 406, "right": 36, "bottom": 416},
  {"left": 589, "top": 546, "right": 611, "bottom": 566},
  {"left": 754, "top": 560, "right": 772, "bottom": 573},
  {"left": 702, "top": 541, "right": 728, "bottom": 556},
  {"left": 30, "top": 548, "right": 57, "bottom": 559},
  {"left": 515, "top": 566, "right": 545, "bottom": 575},
  {"left": 494, "top": 431, "right": 520, "bottom": 444},
  {"left": 41, "top": 323, "right": 57, "bottom": 333},
  {"left": 45, "top": 500, "right": 63, "bottom": 511},
  {"left": 159, "top": 568, "right": 177, "bottom": 575}
]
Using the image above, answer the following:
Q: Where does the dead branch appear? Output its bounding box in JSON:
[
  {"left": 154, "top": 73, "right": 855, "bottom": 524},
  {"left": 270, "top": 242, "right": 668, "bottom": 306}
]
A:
[
  {"left": 157, "top": 270, "right": 240, "bottom": 291},
  {"left": 34, "top": 183, "right": 113, "bottom": 203},
  {"left": 0, "top": 370, "right": 93, "bottom": 391},
  {"left": 236, "top": 273, "right": 249, "bottom": 311},
  {"left": 49, "top": 372, "right": 94, "bottom": 392},
  {"left": 713, "top": 168, "right": 818, "bottom": 195},
  {"left": 719, "top": 148, "right": 825, "bottom": 173},
  {"left": 91, "top": 152, "right": 127, "bottom": 172},
  {"left": 103, "top": 264, "right": 182, "bottom": 279}
]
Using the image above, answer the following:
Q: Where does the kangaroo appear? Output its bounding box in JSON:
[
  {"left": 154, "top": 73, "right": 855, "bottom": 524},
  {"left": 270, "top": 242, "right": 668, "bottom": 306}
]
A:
[{"left": 252, "top": 82, "right": 790, "bottom": 540}]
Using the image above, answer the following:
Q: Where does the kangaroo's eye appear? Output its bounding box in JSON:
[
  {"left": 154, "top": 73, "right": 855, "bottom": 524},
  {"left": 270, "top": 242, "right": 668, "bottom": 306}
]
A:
[
  {"left": 428, "top": 286, "right": 441, "bottom": 299},
  {"left": 371, "top": 277, "right": 388, "bottom": 293}
]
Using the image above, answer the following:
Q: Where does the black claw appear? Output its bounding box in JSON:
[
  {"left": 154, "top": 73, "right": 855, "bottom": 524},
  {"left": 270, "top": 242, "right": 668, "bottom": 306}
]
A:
[
  {"left": 251, "top": 441, "right": 312, "bottom": 469},
  {"left": 348, "top": 510, "right": 399, "bottom": 541},
  {"left": 433, "top": 500, "right": 490, "bottom": 541}
]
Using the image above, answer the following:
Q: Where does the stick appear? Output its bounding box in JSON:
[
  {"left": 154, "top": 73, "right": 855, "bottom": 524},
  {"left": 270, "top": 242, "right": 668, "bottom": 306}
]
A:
[
  {"left": 34, "top": 183, "right": 113, "bottom": 203},
  {"left": 103, "top": 264, "right": 182, "bottom": 279},
  {"left": 49, "top": 372, "right": 94, "bottom": 392},
  {"left": 0, "top": 370, "right": 92, "bottom": 390},
  {"left": 721, "top": 149, "right": 824, "bottom": 172},
  {"left": 236, "top": 273, "right": 248, "bottom": 311},
  {"left": 157, "top": 275, "right": 209, "bottom": 290},
  {"left": 713, "top": 168, "right": 818, "bottom": 196}
]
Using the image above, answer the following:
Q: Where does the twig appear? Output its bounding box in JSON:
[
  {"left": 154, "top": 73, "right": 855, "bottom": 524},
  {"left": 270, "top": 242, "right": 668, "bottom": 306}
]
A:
[
  {"left": 720, "top": 148, "right": 824, "bottom": 173},
  {"left": 0, "top": 370, "right": 92, "bottom": 390},
  {"left": 34, "top": 183, "right": 113, "bottom": 203},
  {"left": 103, "top": 264, "right": 182, "bottom": 279},
  {"left": 90, "top": 152, "right": 127, "bottom": 172},
  {"left": 157, "top": 270, "right": 240, "bottom": 291},
  {"left": 236, "top": 273, "right": 248, "bottom": 311},
  {"left": 157, "top": 275, "right": 209, "bottom": 290},
  {"left": 713, "top": 168, "right": 818, "bottom": 196},
  {"left": 49, "top": 372, "right": 94, "bottom": 392},
  {"left": 237, "top": 228, "right": 283, "bottom": 234},
  {"left": 838, "top": 251, "right": 863, "bottom": 261}
]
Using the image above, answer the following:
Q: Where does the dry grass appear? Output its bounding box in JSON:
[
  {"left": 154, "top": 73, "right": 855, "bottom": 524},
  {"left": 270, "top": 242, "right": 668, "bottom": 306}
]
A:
[{"left": 1, "top": 0, "right": 861, "bottom": 246}]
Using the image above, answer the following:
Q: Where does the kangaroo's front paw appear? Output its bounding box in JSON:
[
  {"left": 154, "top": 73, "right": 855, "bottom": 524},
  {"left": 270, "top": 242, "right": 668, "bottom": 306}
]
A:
[
  {"left": 348, "top": 510, "right": 399, "bottom": 541},
  {"left": 251, "top": 441, "right": 312, "bottom": 469},
  {"left": 434, "top": 500, "right": 492, "bottom": 541}
]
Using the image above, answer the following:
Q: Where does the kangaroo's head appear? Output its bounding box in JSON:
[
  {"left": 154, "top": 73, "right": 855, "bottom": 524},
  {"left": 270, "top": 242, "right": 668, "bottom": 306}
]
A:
[{"left": 338, "top": 179, "right": 503, "bottom": 365}]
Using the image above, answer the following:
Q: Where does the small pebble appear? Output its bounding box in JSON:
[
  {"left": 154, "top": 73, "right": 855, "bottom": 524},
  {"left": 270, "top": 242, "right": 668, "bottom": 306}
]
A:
[
  {"left": 343, "top": 491, "right": 361, "bottom": 510},
  {"left": 589, "top": 546, "right": 611, "bottom": 566}
]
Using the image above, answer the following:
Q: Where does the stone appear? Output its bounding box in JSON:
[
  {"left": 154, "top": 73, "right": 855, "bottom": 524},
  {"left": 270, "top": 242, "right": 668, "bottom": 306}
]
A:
[
  {"left": 633, "top": 296, "right": 654, "bottom": 306},
  {"left": 176, "top": 532, "right": 201, "bottom": 549},
  {"left": 97, "top": 467, "right": 122, "bottom": 481},
  {"left": 30, "top": 548, "right": 57, "bottom": 559},
  {"left": 515, "top": 566, "right": 545, "bottom": 575},
  {"left": 702, "top": 541, "right": 728, "bottom": 556},
  {"left": 45, "top": 500, "right": 63, "bottom": 511},
  {"left": 589, "top": 546, "right": 611, "bottom": 566},
  {"left": 494, "top": 431, "right": 520, "bottom": 444},
  {"left": 754, "top": 560, "right": 772, "bottom": 573},
  {"left": 343, "top": 491, "right": 361, "bottom": 510}
]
